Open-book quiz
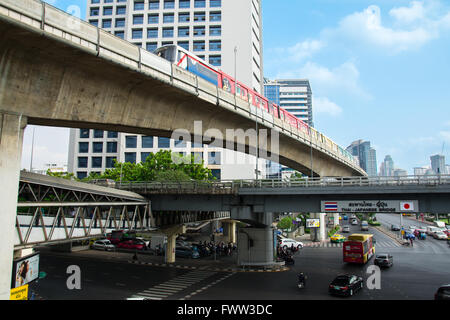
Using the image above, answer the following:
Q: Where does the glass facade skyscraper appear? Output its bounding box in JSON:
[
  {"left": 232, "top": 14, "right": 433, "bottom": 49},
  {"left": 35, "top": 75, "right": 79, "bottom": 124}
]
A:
[{"left": 346, "top": 140, "right": 377, "bottom": 176}]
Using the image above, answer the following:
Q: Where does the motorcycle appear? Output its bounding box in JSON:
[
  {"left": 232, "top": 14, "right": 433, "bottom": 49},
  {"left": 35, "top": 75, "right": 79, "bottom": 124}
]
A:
[{"left": 297, "top": 273, "right": 307, "bottom": 289}]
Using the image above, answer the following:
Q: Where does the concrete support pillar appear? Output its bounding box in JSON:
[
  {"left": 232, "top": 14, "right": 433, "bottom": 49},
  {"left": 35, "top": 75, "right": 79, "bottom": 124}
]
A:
[
  {"left": 161, "top": 225, "right": 186, "bottom": 264},
  {"left": 0, "top": 112, "right": 27, "bottom": 300},
  {"left": 166, "top": 234, "right": 176, "bottom": 264},
  {"left": 13, "top": 249, "right": 33, "bottom": 260},
  {"left": 237, "top": 227, "right": 276, "bottom": 266},
  {"left": 228, "top": 221, "right": 236, "bottom": 244},
  {"left": 310, "top": 213, "right": 326, "bottom": 242}
]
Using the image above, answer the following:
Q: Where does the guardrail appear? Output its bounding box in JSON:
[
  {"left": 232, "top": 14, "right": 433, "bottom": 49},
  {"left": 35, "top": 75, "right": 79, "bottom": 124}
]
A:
[
  {"left": 0, "top": 0, "right": 364, "bottom": 175},
  {"left": 101, "top": 174, "right": 450, "bottom": 194}
]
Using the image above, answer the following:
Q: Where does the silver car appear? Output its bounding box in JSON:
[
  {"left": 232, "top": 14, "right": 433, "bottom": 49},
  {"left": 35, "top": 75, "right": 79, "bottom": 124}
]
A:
[
  {"left": 92, "top": 239, "right": 115, "bottom": 251},
  {"left": 342, "top": 226, "right": 350, "bottom": 233}
]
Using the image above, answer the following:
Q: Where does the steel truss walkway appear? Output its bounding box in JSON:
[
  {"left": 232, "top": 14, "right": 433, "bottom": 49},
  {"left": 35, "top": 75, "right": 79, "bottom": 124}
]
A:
[{"left": 15, "top": 171, "right": 150, "bottom": 249}]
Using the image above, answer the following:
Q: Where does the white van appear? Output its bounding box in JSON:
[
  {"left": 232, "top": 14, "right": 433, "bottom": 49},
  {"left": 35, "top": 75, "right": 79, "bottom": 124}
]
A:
[
  {"left": 434, "top": 221, "right": 446, "bottom": 228},
  {"left": 361, "top": 221, "right": 369, "bottom": 231},
  {"left": 426, "top": 226, "right": 439, "bottom": 235}
]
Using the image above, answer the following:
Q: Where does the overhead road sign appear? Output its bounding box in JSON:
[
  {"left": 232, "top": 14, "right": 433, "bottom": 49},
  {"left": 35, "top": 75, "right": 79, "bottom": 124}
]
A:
[{"left": 321, "top": 200, "right": 419, "bottom": 213}]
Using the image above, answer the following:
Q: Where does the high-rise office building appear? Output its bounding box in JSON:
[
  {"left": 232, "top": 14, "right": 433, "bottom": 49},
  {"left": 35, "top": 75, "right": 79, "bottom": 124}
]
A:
[
  {"left": 263, "top": 79, "right": 313, "bottom": 127},
  {"left": 414, "top": 166, "right": 429, "bottom": 176},
  {"left": 68, "top": 0, "right": 265, "bottom": 179},
  {"left": 430, "top": 154, "right": 445, "bottom": 174},
  {"left": 346, "top": 139, "right": 377, "bottom": 176},
  {"left": 263, "top": 78, "right": 313, "bottom": 178},
  {"left": 379, "top": 155, "right": 394, "bottom": 176}
]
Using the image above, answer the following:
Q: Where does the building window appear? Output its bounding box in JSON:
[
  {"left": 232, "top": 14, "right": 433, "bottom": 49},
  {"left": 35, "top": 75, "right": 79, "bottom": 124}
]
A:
[
  {"left": 147, "top": 28, "right": 158, "bottom": 38},
  {"left": 209, "top": 40, "right": 221, "bottom": 51},
  {"left": 163, "top": 13, "right": 174, "bottom": 23},
  {"left": 115, "top": 18, "right": 125, "bottom": 28},
  {"left": 115, "top": 31, "right": 125, "bottom": 39},
  {"left": 125, "top": 152, "right": 136, "bottom": 164},
  {"left": 193, "top": 26, "right": 205, "bottom": 36},
  {"left": 149, "top": 1, "right": 159, "bottom": 10},
  {"left": 78, "top": 157, "right": 88, "bottom": 168},
  {"left": 106, "top": 141, "right": 117, "bottom": 153},
  {"left": 106, "top": 157, "right": 116, "bottom": 168},
  {"left": 102, "top": 19, "right": 112, "bottom": 28},
  {"left": 210, "top": 11, "right": 221, "bottom": 22},
  {"left": 146, "top": 42, "right": 158, "bottom": 52},
  {"left": 178, "top": 41, "right": 189, "bottom": 50},
  {"left": 90, "top": 8, "right": 99, "bottom": 16},
  {"left": 209, "top": 25, "right": 221, "bottom": 36},
  {"left": 103, "top": 7, "right": 113, "bottom": 15},
  {"left": 164, "top": 0, "right": 175, "bottom": 9},
  {"left": 132, "top": 29, "right": 143, "bottom": 39},
  {"left": 174, "top": 139, "right": 187, "bottom": 148},
  {"left": 141, "top": 152, "right": 152, "bottom": 162},
  {"left": 194, "top": 0, "right": 205, "bottom": 8},
  {"left": 193, "top": 40, "right": 205, "bottom": 51},
  {"left": 210, "top": 0, "right": 221, "bottom": 8},
  {"left": 209, "top": 55, "right": 221, "bottom": 66},
  {"left": 77, "top": 172, "right": 87, "bottom": 179},
  {"left": 191, "top": 152, "right": 203, "bottom": 164},
  {"left": 92, "top": 157, "right": 102, "bottom": 168},
  {"left": 194, "top": 12, "right": 205, "bottom": 22},
  {"left": 79, "top": 129, "right": 90, "bottom": 138},
  {"left": 158, "top": 137, "right": 170, "bottom": 148},
  {"left": 211, "top": 169, "right": 221, "bottom": 180},
  {"left": 79, "top": 142, "right": 89, "bottom": 153},
  {"left": 104, "top": 0, "right": 113, "bottom": 3},
  {"left": 107, "top": 131, "right": 118, "bottom": 138},
  {"left": 126, "top": 136, "right": 137, "bottom": 148},
  {"left": 134, "top": 1, "right": 145, "bottom": 10},
  {"left": 93, "top": 142, "right": 103, "bottom": 153},
  {"left": 133, "top": 15, "right": 144, "bottom": 25},
  {"left": 89, "top": 20, "right": 98, "bottom": 27},
  {"left": 148, "top": 14, "right": 159, "bottom": 24},
  {"left": 178, "top": 27, "right": 189, "bottom": 37},
  {"left": 141, "top": 136, "right": 154, "bottom": 148},
  {"left": 209, "top": 151, "right": 221, "bottom": 165},
  {"left": 116, "top": 6, "right": 126, "bottom": 15},
  {"left": 93, "top": 130, "right": 104, "bottom": 138},
  {"left": 179, "top": 12, "right": 190, "bottom": 23},
  {"left": 91, "top": 0, "right": 100, "bottom": 4},
  {"left": 179, "top": 0, "right": 190, "bottom": 8},
  {"left": 162, "top": 41, "right": 173, "bottom": 46},
  {"left": 163, "top": 27, "right": 174, "bottom": 38}
]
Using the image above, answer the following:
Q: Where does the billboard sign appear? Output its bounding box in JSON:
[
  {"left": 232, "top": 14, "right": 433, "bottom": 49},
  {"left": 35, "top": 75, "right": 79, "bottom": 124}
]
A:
[
  {"left": 11, "top": 252, "right": 40, "bottom": 289},
  {"left": 321, "top": 200, "right": 419, "bottom": 213},
  {"left": 306, "top": 219, "right": 320, "bottom": 228}
]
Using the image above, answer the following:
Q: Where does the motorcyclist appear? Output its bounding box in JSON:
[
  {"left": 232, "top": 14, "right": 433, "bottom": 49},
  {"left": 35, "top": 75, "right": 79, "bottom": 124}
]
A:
[{"left": 298, "top": 272, "right": 306, "bottom": 287}]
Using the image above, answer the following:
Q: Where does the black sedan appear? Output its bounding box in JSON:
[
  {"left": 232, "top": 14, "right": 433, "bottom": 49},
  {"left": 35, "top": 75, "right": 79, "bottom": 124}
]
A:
[{"left": 329, "top": 275, "right": 363, "bottom": 297}]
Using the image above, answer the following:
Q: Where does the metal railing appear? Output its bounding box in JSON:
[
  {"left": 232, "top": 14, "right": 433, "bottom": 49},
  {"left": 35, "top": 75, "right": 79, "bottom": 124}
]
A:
[{"left": 109, "top": 174, "right": 450, "bottom": 194}]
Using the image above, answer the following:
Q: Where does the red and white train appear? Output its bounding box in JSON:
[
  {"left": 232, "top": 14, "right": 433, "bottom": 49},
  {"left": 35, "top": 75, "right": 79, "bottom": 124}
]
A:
[
  {"left": 153, "top": 45, "right": 356, "bottom": 166},
  {"left": 154, "top": 45, "right": 310, "bottom": 134}
]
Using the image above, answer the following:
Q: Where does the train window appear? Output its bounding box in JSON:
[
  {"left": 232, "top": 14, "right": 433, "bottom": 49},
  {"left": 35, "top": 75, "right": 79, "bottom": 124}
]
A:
[{"left": 222, "top": 78, "right": 231, "bottom": 93}]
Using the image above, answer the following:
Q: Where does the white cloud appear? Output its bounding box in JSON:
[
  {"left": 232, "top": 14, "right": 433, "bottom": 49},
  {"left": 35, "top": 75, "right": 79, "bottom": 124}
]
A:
[
  {"left": 389, "top": 1, "right": 426, "bottom": 25},
  {"left": 313, "top": 97, "right": 342, "bottom": 116},
  {"left": 276, "top": 60, "right": 371, "bottom": 100},
  {"left": 327, "top": 4, "right": 436, "bottom": 54}
]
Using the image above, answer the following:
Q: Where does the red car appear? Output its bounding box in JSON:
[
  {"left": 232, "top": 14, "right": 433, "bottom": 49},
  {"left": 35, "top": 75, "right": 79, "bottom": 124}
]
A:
[{"left": 116, "top": 240, "right": 145, "bottom": 250}]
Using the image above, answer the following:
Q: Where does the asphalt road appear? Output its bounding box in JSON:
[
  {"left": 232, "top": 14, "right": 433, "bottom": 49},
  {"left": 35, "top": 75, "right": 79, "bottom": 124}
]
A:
[{"left": 31, "top": 216, "right": 450, "bottom": 301}]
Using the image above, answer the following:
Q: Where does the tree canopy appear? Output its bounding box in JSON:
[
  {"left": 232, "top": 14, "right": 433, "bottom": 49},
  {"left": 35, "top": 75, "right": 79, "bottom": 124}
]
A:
[{"left": 81, "top": 150, "right": 215, "bottom": 182}]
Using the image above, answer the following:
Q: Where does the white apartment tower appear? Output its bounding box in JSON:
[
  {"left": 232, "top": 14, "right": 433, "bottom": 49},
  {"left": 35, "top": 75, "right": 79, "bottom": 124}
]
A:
[{"left": 68, "top": 0, "right": 265, "bottom": 179}]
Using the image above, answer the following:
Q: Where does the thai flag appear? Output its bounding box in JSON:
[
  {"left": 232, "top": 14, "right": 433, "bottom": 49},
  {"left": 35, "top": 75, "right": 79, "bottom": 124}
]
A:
[{"left": 324, "top": 202, "right": 338, "bottom": 211}]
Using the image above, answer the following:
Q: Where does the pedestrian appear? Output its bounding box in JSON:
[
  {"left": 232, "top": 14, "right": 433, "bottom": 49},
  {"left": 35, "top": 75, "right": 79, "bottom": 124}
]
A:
[{"left": 409, "top": 237, "right": 413, "bottom": 247}]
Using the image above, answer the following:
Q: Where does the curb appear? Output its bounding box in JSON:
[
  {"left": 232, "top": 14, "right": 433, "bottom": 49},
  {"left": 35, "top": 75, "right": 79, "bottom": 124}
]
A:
[
  {"left": 372, "top": 226, "right": 404, "bottom": 245},
  {"left": 128, "top": 260, "right": 290, "bottom": 273}
]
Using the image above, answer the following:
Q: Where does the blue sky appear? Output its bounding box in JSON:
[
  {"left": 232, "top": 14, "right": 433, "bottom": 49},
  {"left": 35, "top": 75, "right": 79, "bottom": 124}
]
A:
[{"left": 22, "top": 0, "right": 450, "bottom": 174}]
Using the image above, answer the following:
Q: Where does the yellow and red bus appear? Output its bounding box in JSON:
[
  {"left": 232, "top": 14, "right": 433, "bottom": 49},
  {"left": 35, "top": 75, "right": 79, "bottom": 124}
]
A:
[{"left": 343, "top": 234, "right": 375, "bottom": 264}]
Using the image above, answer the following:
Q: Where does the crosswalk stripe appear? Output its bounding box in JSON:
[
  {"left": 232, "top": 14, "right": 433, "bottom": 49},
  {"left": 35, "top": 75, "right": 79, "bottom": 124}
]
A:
[{"left": 138, "top": 292, "right": 168, "bottom": 298}]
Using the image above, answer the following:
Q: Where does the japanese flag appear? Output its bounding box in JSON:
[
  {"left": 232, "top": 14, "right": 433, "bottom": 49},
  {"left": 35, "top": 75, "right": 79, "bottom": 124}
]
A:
[{"left": 400, "top": 201, "right": 414, "bottom": 211}]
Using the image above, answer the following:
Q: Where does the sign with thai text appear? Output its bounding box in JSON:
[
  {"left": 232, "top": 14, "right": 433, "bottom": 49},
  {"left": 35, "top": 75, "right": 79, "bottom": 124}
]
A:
[{"left": 321, "top": 200, "right": 419, "bottom": 213}]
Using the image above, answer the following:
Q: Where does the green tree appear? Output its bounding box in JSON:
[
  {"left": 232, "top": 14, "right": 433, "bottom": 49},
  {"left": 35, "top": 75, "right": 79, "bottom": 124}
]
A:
[
  {"left": 46, "top": 170, "right": 75, "bottom": 180},
  {"left": 85, "top": 150, "right": 215, "bottom": 182},
  {"left": 277, "top": 216, "right": 294, "bottom": 230}
]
